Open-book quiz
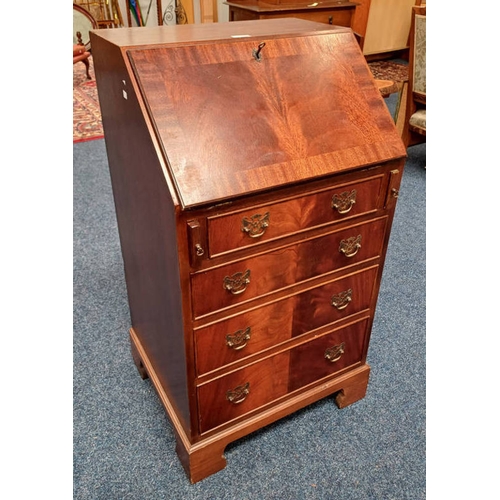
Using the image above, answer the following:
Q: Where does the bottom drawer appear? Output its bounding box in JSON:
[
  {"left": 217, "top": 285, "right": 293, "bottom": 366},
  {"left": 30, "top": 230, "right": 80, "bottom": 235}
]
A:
[
  {"left": 288, "top": 317, "right": 369, "bottom": 392},
  {"left": 197, "top": 353, "right": 290, "bottom": 433},
  {"left": 197, "top": 317, "right": 369, "bottom": 433}
]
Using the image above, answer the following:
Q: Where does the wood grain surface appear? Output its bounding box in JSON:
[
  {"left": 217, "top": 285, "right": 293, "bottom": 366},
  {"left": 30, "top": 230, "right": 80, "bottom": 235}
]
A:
[
  {"left": 194, "top": 265, "right": 378, "bottom": 375},
  {"left": 191, "top": 216, "right": 387, "bottom": 318},
  {"left": 128, "top": 30, "right": 405, "bottom": 208}
]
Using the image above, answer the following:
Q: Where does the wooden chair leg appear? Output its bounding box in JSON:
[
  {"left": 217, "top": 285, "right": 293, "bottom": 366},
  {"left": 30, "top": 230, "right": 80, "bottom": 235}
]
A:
[{"left": 82, "top": 58, "right": 91, "bottom": 80}]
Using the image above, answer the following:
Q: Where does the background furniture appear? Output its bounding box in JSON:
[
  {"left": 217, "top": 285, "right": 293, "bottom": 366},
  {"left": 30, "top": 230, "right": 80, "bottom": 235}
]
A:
[
  {"left": 126, "top": 0, "right": 163, "bottom": 26},
  {"left": 349, "top": 0, "right": 371, "bottom": 50},
  {"left": 200, "top": 0, "right": 219, "bottom": 22},
  {"left": 225, "top": 1, "right": 358, "bottom": 33},
  {"left": 73, "top": 3, "right": 99, "bottom": 79},
  {"left": 363, "top": 0, "right": 415, "bottom": 57},
  {"left": 401, "top": 3, "right": 426, "bottom": 148},
  {"left": 124, "top": 0, "right": 190, "bottom": 26},
  {"left": 73, "top": 3, "right": 98, "bottom": 50},
  {"left": 73, "top": 44, "right": 92, "bottom": 80},
  {"left": 74, "top": 0, "right": 123, "bottom": 27},
  {"left": 91, "top": 18, "right": 406, "bottom": 483}
]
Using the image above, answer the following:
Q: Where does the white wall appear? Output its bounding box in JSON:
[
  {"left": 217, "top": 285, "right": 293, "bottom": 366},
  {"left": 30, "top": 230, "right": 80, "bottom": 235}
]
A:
[{"left": 217, "top": 0, "right": 229, "bottom": 23}]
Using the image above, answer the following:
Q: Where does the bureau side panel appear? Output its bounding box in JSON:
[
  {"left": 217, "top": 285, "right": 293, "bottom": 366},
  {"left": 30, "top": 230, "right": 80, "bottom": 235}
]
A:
[
  {"left": 91, "top": 34, "right": 191, "bottom": 434},
  {"left": 359, "top": 162, "right": 406, "bottom": 357}
]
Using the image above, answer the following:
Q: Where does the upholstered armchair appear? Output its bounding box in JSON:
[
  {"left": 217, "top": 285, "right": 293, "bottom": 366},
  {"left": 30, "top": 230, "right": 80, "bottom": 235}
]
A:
[{"left": 402, "top": 4, "right": 426, "bottom": 148}]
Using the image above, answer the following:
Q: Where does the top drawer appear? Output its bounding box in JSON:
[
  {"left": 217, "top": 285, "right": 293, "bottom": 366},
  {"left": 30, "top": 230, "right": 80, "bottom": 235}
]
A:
[{"left": 207, "top": 174, "right": 386, "bottom": 257}]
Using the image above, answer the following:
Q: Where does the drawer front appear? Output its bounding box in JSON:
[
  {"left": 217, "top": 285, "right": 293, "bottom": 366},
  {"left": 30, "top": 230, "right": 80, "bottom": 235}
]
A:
[
  {"left": 229, "top": 7, "right": 257, "bottom": 22},
  {"left": 288, "top": 317, "right": 369, "bottom": 392},
  {"left": 279, "top": 9, "right": 354, "bottom": 27},
  {"left": 194, "top": 265, "right": 378, "bottom": 375},
  {"left": 207, "top": 175, "right": 385, "bottom": 257},
  {"left": 197, "top": 352, "right": 290, "bottom": 433},
  {"left": 192, "top": 217, "right": 387, "bottom": 318},
  {"left": 260, "top": 10, "right": 354, "bottom": 28},
  {"left": 197, "top": 317, "right": 368, "bottom": 433}
]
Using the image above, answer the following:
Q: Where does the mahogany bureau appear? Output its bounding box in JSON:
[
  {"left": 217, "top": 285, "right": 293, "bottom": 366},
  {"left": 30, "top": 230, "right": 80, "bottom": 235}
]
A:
[{"left": 91, "top": 19, "right": 406, "bottom": 483}]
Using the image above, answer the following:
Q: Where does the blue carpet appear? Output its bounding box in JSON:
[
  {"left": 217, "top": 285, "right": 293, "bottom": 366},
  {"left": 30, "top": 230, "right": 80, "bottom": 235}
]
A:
[{"left": 74, "top": 124, "right": 425, "bottom": 497}]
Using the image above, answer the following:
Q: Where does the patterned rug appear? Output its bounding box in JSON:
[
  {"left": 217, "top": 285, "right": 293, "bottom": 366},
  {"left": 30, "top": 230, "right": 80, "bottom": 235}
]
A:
[
  {"left": 368, "top": 61, "right": 408, "bottom": 98},
  {"left": 73, "top": 56, "right": 104, "bottom": 143},
  {"left": 368, "top": 61, "right": 408, "bottom": 83}
]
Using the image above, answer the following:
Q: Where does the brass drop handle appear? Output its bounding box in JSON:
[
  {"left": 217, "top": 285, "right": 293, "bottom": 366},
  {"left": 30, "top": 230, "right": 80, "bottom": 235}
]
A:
[
  {"left": 226, "top": 327, "right": 251, "bottom": 350},
  {"left": 223, "top": 270, "right": 251, "bottom": 295},
  {"left": 339, "top": 235, "right": 362, "bottom": 258},
  {"left": 325, "top": 342, "right": 345, "bottom": 363},
  {"left": 331, "top": 190, "right": 357, "bottom": 214},
  {"left": 226, "top": 382, "right": 250, "bottom": 404},
  {"left": 241, "top": 212, "right": 270, "bottom": 238},
  {"left": 331, "top": 289, "right": 352, "bottom": 310}
]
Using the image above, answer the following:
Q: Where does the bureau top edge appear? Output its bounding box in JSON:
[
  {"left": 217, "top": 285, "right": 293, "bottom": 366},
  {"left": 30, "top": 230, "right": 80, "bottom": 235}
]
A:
[{"left": 89, "top": 18, "right": 350, "bottom": 49}]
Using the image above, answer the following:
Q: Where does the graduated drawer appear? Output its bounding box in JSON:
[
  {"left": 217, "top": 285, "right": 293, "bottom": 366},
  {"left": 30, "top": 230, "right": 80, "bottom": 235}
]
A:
[
  {"left": 194, "top": 265, "right": 378, "bottom": 375},
  {"left": 280, "top": 8, "right": 355, "bottom": 28},
  {"left": 288, "top": 317, "right": 369, "bottom": 392},
  {"left": 191, "top": 216, "right": 387, "bottom": 318},
  {"left": 197, "top": 317, "right": 368, "bottom": 433},
  {"left": 207, "top": 175, "right": 386, "bottom": 257},
  {"left": 197, "top": 352, "right": 290, "bottom": 433}
]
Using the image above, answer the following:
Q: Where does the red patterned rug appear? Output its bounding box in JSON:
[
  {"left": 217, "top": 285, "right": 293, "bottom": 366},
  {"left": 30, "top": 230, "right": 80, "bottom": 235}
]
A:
[
  {"left": 368, "top": 60, "right": 408, "bottom": 97},
  {"left": 73, "top": 56, "right": 104, "bottom": 143},
  {"left": 368, "top": 61, "right": 408, "bottom": 83}
]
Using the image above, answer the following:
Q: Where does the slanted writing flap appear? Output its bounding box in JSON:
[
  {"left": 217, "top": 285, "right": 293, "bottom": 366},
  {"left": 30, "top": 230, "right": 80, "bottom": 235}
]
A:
[{"left": 128, "top": 31, "right": 405, "bottom": 209}]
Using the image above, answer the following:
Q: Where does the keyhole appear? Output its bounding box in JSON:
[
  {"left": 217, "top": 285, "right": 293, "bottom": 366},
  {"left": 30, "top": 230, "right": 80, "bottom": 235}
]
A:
[{"left": 253, "top": 42, "right": 266, "bottom": 62}]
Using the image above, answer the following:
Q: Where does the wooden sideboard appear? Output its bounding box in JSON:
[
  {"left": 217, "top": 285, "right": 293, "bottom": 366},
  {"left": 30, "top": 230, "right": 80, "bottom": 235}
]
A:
[
  {"left": 91, "top": 18, "right": 406, "bottom": 483},
  {"left": 225, "top": 0, "right": 357, "bottom": 27}
]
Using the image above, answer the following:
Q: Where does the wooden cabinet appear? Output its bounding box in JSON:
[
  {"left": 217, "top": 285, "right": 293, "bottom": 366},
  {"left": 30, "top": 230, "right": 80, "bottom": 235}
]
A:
[
  {"left": 225, "top": 1, "right": 358, "bottom": 28},
  {"left": 91, "top": 18, "right": 406, "bottom": 483},
  {"left": 224, "top": 0, "right": 376, "bottom": 49}
]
